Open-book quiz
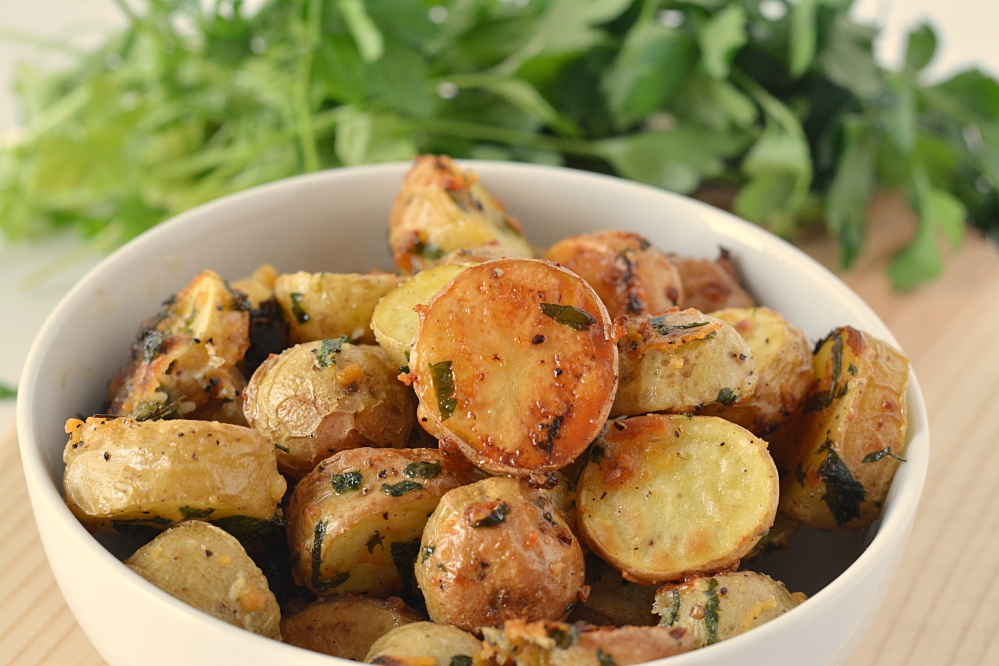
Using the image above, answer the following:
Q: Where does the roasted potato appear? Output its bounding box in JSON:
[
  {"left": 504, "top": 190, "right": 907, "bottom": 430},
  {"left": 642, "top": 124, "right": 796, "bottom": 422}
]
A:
[
  {"left": 543, "top": 230, "right": 683, "bottom": 317},
  {"left": 125, "top": 521, "right": 281, "bottom": 639},
  {"left": 698, "top": 307, "right": 812, "bottom": 435},
  {"left": 671, "top": 250, "right": 755, "bottom": 313},
  {"left": 388, "top": 155, "right": 534, "bottom": 273},
  {"left": 612, "top": 308, "right": 756, "bottom": 417},
  {"left": 63, "top": 417, "right": 286, "bottom": 536},
  {"left": 437, "top": 241, "right": 523, "bottom": 267},
  {"left": 410, "top": 258, "right": 618, "bottom": 477},
  {"left": 231, "top": 263, "right": 280, "bottom": 309},
  {"left": 568, "top": 554, "right": 659, "bottom": 627},
  {"left": 281, "top": 596, "right": 423, "bottom": 660},
  {"left": 108, "top": 269, "right": 250, "bottom": 424},
  {"left": 233, "top": 264, "right": 292, "bottom": 378},
  {"left": 274, "top": 271, "right": 403, "bottom": 345},
  {"left": 286, "top": 447, "right": 474, "bottom": 597},
  {"left": 364, "top": 622, "right": 482, "bottom": 665},
  {"left": 576, "top": 415, "right": 778, "bottom": 584},
  {"left": 653, "top": 571, "right": 802, "bottom": 648},
  {"left": 478, "top": 619, "right": 694, "bottom": 666},
  {"left": 416, "top": 477, "right": 585, "bottom": 632},
  {"left": 774, "top": 327, "right": 909, "bottom": 529},
  {"left": 743, "top": 511, "right": 799, "bottom": 560},
  {"left": 243, "top": 340, "right": 415, "bottom": 479},
  {"left": 371, "top": 263, "right": 467, "bottom": 370}
]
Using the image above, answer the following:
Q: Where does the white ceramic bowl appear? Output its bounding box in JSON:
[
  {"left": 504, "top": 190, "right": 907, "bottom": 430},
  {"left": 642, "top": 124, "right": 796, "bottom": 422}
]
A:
[{"left": 18, "top": 162, "right": 928, "bottom": 666}]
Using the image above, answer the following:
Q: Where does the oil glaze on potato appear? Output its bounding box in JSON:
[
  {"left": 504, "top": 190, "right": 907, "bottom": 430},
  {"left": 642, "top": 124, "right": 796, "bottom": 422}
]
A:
[
  {"left": 63, "top": 417, "right": 286, "bottom": 535},
  {"left": 612, "top": 308, "right": 756, "bottom": 417},
  {"left": 410, "top": 258, "right": 618, "bottom": 476},
  {"left": 671, "top": 251, "right": 755, "bottom": 314},
  {"left": 286, "top": 447, "right": 473, "bottom": 597},
  {"left": 415, "top": 477, "right": 585, "bottom": 632},
  {"left": 364, "top": 622, "right": 482, "bottom": 665},
  {"left": 243, "top": 340, "right": 414, "bottom": 478},
  {"left": 125, "top": 521, "right": 281, "bottom": 639},
  {"left": 543, "top": 230, "right": 683, "bottom": 317},
  {"left": 577, "top": 415, "right": 778, "bottom": 583}
]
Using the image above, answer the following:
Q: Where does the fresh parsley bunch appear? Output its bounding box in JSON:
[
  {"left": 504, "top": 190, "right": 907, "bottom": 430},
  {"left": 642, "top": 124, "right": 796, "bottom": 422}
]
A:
[{"left": 1, "top": 0, "right": 996, "bottom": 288}]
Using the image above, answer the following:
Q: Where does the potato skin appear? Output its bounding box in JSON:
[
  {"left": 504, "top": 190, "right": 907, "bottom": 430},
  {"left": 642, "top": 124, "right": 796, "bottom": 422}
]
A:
[
  {"left": 364, "top": 622, "right": 482, "bottom": 665},
  {"left": 125, "top": 521, "right": 281, "bottom": 639},
  {"left": 281, "top": 596, "right": 423, "bottom": 661},
  {"left": 577, "top": 415, "right": 778, "bottom": 584},
  {"left": 671, "top": 251, "right": 755, "bottom": 314},
  {"left": 410, "top": 258, "right": 619, "bottom": 476},
  {"left": 286, "top": 447, "right": 474, "bottom": 597},
  {"left": 654, "top": 571, "right": 800, "bottom": 648},
  {"left": 415, "top": 477, "right": 585, "bottom": 632},
  {"left": 699, "top": 307, "right": 813, "bottom": 436},
  {"left": 774, "top": 327, "right": 909, "bottom": 530},
  {"left": 389, "top": 155, "right": 534, "bottom": 273},
  {"left": 543, "top": 230, "right": 683, "bottom": 318},
  {"left": 63, "top": 417, "right": 286, "bottom": 535},
  {"left": 612, "top": 308, "right": 756, "bottom": 417},
  {"left": 243, "top": 341, "right": 415, "bottom": 479}
]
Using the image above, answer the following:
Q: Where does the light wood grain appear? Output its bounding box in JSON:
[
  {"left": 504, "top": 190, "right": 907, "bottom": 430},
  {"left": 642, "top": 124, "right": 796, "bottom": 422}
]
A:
[{"left": 1, "top": 196, "right": 997, "bottom": 666}]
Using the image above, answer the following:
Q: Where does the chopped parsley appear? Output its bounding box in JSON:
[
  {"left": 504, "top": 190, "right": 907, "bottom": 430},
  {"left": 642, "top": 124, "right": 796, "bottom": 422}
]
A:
[
  {"left": 382, "top": 480, "right": 425, "bottom": 497},
  {"left": 472, "top": 502, "right": 510, "bottom": 528},
  {"left": 450, "top": 657, "right": 473, "bottom": 666},
  {"left": 546, "top": 623, "right": 579, "bottom": 649},
  {"left": 179, "top": 506, "right": 215, "bottom": 520},
  {"left": 704, "top": 578, "right": 721, "bottom": 645},
  {"left": 716, "top": 387, "right": 737, "bottom": 406},
  {"left": 422, "top": 545, "right": 435, "bottom": 563},
  {"left": 412, "top": 239, "right": 445, "bottom": 260},
  {"left": 538, "top": 415, "right": 564, "bottom": 455},
  {"left": 404, "top": 460, "right": 442, "bottom": 479},
  {"left": 289, "top": 292, "right": 310, "bottom": 324},
  {"left": 540, "top": 303, "right": 597, "bottom": 330},
  {"left": 311, "top": 521, "right": 350, "bottom": 591},
  {"left": 210, "top": 514, "right": 285, "bottom": 539},
  {"left": 316, "top": 335, "right": 350, "bottom": 368},
  {"left": 331, "top": 471, "right": 363, "bottom": 494},
  {"left": 390, "top": 539, "right": 422, "bottom": 590},
  {"left": 597, "top": 648, "right": 617, "bottom": 666},
  {"left": 818, "top": 448, "right": 866, "bottom": 526},
  {"left": 429, "top": 360, "right": 457, "bottom": 421},
  {"left": 649, "top": 317, "right": 710, "bottom": 337},
  {"left": 862, "top": 447, "right": 907, "bottom": 464},
  {"left": 663, "top": 587, "right": 681, "bottom": 626}
]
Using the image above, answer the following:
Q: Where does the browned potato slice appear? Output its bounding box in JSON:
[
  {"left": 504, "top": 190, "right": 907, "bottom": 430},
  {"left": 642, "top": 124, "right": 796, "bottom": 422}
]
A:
[
  {"left": 125, "top": 521, "right": 281, "bottom": 639},
  {"left": 243, "top": 340, "right": 414, "bottom": 479},
  {"left": 577, "top": 415, "right": 778, "bottom": 584},
  {"left": 63, "top": 417, "right": 286, "bottom": 536},
  {"left": 744, "top": 511, "right": 799, "bottom": 560},
  {"left": 437, "top": 241, "right": 523, "bottom": 267},
  {"left": 543, "top": 230, "right": 683, "bottom": 317},
  {"left": 281, "top": 596, "right": 423, "bottom": 661},
  {"left": 568, "top": 554, "right": 659, "bottom": 627},
  {"left": 274, "top": 271, "right": 403, "bottom": 345},
  {"left": 286, "top": 447, "right": 473, "bottom": 597},
  {"left": 671, "top": 250, "right": 755, "bottom": 313},
  {"left": 774, "top": 327, "right": 909, "bottom": 529},
  {"left": 698, "top": 307, "right": 813, "bottom": 435},
  {"left": 410, "top": 258, "right": 618, "bottom": 477},
  {"left": 415, "top": 477, "right": 585, "bottom": 632},
  {"left": 653, "top": 571, "right": 801, "bottom": 648},
  {"left": 388, "top": 155, "right": 534, "bottom": 273},
  {"left": 108, "top": 269, "right": 249, "bottom": 424},
  {"left": 612, "top": 308, "right": 756, "bottom": 417},
  {"left": 364, "top": 622, "right": 482, "bottom": 665},
  {"left": 478, "top": 619, "right": 694, "bottom": 665}
]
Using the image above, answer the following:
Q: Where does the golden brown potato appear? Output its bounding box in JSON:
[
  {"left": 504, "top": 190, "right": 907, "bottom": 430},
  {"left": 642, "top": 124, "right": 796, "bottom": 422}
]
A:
[
  {"left": 108, "top": 269, "right": 249, "bottom": 424},
  {"left": 653, "top": 571, "right": 801, "bottom": 648},
  {"left": 437, "top": 241, "right": 524, "bottom": 267},
  {"left": 63, "top": 417, "right": 286, "bottom": 536},
  {"left": 243, "top": 340, "right": 415, "bottom": 479},
  {"left": 698, "top": 307, "right": 813, "bottom": 435},
  {"left": 568, "top": 554, "right": 659, "bottom": 627},
  {"left": 388, "top": 155, "right": 534, "bottom": 273},
  {"left": 543, "top": 230, "right": 683, "bottom": 317},
  {"left": 364, "top": 622, "right": 482, "bottom": 665},
  {"left": 612, "top": 308, "right": 756, "bottom": 417},
  {"left": 273, "top": 271, "right": 404, "bottom": 345},
  {"left": 671, "top": 250, "right": 755, "bottom": 313},
  {"left": 125, "top": 521, "right": 281, "bottom": 639},
  {"left": 415, "top": 477, "right": 585, "bottom": 632},
  {"left": 281, "top": 596, "right": 423, "bottom": 661},
  {"left": 577, "top": 415, "right": 778, "bottom": 584},
  {"left": 773, "top": 327, "right": 909, "bottom": 529},
  {"left": 744, "top": 511, "right": 799, "bottom": 560},
  {"left": 232, "top": 263, "right": 280, "bottom": 309},
  {"left": 286, "top": 447, "right": 474, "bottom": 598},
  {"left": 478, "top": 619, "right": 694, "bottom": 666},
  {"left": 410, "top": 258, "right": 618, "bottom": 477}
]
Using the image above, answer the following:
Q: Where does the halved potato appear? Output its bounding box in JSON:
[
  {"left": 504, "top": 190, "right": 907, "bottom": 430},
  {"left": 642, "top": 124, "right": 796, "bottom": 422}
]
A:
[
  {"left": 698, "top": 307, "right": 812, "bottom": 436},
  {"left": 416, "top": 477, "right": 585, "bottom": 632},
  {"left": 232, "top": 263, "right": 280, "bottom": 309},
  {"left": 364, "top": 622, "right": 482, "bottom": 665},
  {"left": 576, "top": 415, "right": 778, "bottom": 583},
  {"left": 774, "top": 327, "right": 909, "bottom": 529},
  {"left": 568, "top": 554, "right": 659, "bottom": 627},
  {"left": 612, "top": 309, "right": 756, "bottom": 417},
  {"left": 543, "top": 230, "right": 683, "bottom": 317},
  {"left": 63, "top": 417, "right": 286, "bottom": 536},
  {"left": 125, "top": 521, "right": 281, "bottom": 640},
  {"left": 243, "top": 340, "right": 414, "bottom": 479},
  {"left": 653, "top": 571, "right": 802, "bottom": 648},
  {"left": 671, "top": 250, "right": 755, "bottom": 313},
  {"left": 437, "top": 241, "right": 523, "bottom": 267},
  {"left": 388, "top": 155, "right": 534, "bottom": 273},
  {"left": 286, "top": 447, "right": 474, "bottom": 597},
  {"left": 273, "top": 271, "right": 403, "bottom": 345},
  {"left": 410, "top": 258, "right": 619, "bottom": 477}
]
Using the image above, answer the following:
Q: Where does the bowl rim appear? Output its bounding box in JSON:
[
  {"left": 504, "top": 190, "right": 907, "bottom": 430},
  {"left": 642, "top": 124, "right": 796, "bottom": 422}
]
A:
[{"left": 17, "top": 160, "right": 929, "bottom": 665}]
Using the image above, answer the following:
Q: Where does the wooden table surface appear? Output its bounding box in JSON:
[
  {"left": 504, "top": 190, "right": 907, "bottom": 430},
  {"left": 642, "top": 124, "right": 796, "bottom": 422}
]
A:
[{"left": 2, "top": 195, "right": 998, "bottom": 666}]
